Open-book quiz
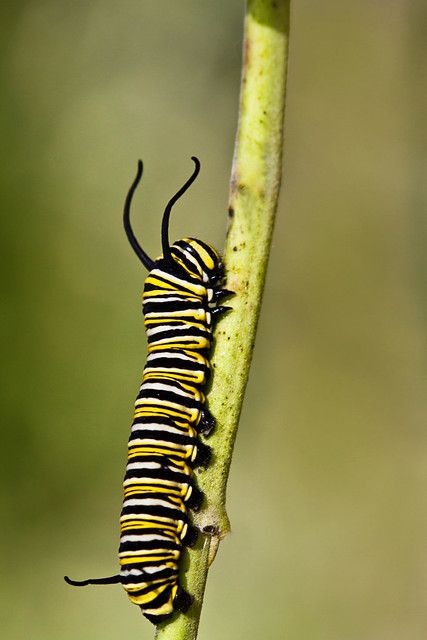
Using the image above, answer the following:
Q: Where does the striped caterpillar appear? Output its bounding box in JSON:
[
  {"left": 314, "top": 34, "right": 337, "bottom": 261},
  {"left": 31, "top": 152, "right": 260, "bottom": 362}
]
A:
[{"left": 65, "top": 157, "right": 232, "bottom": 623}]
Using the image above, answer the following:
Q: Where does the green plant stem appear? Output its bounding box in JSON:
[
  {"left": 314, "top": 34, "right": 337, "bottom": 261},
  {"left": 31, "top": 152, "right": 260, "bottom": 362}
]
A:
[{"left": 155, "top": 1, "right": 290, "bottom": 638}]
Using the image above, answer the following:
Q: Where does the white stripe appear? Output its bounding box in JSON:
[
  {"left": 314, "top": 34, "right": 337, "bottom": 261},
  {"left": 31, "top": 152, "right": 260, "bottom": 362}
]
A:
[
  {"left": 123, "top": 497, "right": 184, "bottom": 509},
  {"left": 137, "top": 381, "right": 196, "bottom": 398},
  {"left": 146, "top": 324, "right": 198, "bottom": 337},
  {"left": 131, "top": 422, "right": 190, "bottom": 433},
  {"left": 173, "top": 246, "right": 201, "bottom": 273},
  {"left": 126, "top": 462, "right": 162, "bottom": 471},
  {"left": 141, "top": 565, "right": 176, "bottom": 575},
  {"left": 120, "top": 570, "right": 176, "bottom": 582},
  {"left": 147, "top": 351, "right": 195, "bottom": 362},
  {"left": 131, "top": 423, "right": 187, "bottom": 435},
  {"left": 120, "top": 568, "right": 145, "bottom": 576},
  {"left": 145, "top": 296, "right": 187, "bottom": 303},
  {"left": 121, "top": 534, "right": 176, "bottom": 543}
]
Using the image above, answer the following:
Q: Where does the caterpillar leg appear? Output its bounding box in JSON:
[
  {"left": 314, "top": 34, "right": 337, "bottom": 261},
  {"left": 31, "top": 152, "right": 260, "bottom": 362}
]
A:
[
  {"left": 213, "top": 288, "right": 234, "bottom": 303},
  {"left": 182, "top": 523, "right": 198, "bottom": 547},
  {"left": 198, "top": 408, "right": 215, "bottom": 436},
  {"left": 192, "top": 441, "right": 211, "bottom": 468},
  {"left": 211, "top": 306, "right": 232, "bottom": 325},
  {"left": 174, "top": 586, "right": 193, "bottom": 613},
  {"left": 185, "top": 484, "right": 204, "bottom": 512}
]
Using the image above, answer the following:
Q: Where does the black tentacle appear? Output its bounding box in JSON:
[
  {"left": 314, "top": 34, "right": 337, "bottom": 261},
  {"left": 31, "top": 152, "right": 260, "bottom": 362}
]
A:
[
  {"left": 64, "top": 574, "right": 121, "bottom": 587},
  {"left": 161, "top": 157, "right": 201, "bottom": 265},
  {"left": 123, "top": 160, "right": 156, "bottom": 271}
]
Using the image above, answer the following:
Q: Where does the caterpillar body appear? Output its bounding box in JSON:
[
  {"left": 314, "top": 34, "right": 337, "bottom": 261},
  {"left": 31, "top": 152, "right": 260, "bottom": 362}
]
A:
[{"left": 65, "top": 157, "right": 232, "bottom": 624}]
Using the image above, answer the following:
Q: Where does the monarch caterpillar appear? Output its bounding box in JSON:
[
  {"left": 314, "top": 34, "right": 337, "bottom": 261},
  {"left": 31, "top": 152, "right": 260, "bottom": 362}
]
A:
[{"left": 65, "top": 157, "right": 232, "bottom": 623}]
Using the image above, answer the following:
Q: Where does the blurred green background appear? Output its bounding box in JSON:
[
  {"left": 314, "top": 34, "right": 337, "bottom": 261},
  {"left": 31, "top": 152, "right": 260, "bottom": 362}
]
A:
[{"left": 1, "top": 1, "right": 426, "bottom": 638}]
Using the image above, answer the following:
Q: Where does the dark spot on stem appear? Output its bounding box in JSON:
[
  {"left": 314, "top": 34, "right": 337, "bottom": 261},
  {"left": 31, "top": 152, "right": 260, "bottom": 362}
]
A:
[
  {"left": 203, "top": 525, "right": 218, "bottom": 535},
  {"left": 244, "top": 34, "right": 251, "bottom": 65}
]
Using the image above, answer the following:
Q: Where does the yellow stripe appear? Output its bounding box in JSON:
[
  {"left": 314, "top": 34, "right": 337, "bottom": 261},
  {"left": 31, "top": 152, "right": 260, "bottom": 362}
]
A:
[
  {"left": 120, "top": 520, "right": 183, "bottom": 534},
  {"left": 120, "top": 555, "right": 179, "bottom": 565},
  {"left": 143, "top": 370, "right": 204, "bottom": 384},
  {"left": 188, "top": 240, "right": 215, "bottom": 270}
]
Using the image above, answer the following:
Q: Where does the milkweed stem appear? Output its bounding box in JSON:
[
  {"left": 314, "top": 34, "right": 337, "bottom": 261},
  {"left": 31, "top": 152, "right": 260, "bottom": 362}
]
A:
[{"left": 155, "top": 1, "right": 290, "bottom": 638}]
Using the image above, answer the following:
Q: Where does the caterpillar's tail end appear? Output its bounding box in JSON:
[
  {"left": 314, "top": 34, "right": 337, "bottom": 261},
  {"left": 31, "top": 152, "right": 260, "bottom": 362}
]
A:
[
  {"left": 143, "top": 611, "right": 171, "bottom": 625},
  {"left": 142, "top": 588, "right": 193, "bottom": 625}
]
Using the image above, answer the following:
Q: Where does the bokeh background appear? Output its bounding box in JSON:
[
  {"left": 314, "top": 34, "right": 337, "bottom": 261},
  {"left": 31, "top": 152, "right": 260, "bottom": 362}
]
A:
[{"left": 1, "top": 1, "right": 426, "bottom": 638}]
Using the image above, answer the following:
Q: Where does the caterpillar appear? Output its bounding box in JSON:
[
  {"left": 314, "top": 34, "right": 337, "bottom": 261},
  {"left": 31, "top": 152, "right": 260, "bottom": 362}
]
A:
[{"left": 65, "top": 157, "right": 232, "bottom": 624}]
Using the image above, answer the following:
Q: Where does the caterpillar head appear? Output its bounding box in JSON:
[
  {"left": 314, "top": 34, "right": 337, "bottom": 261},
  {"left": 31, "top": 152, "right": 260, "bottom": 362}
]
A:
[{"left": 170, "top": 238, "right": 223, "bottom": 286}]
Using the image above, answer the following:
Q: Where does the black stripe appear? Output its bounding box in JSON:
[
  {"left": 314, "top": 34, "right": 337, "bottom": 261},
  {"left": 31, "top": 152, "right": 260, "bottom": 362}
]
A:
[
  {"left": 147, "top": 325, "right": 210, "bottom": 337},
  {"left": 143, "top": 300, "right": 205, "bottom": 314},
  {"left": 131, "top": 415, "right": 186, "bottom": 428},
  {"left": 120, "top": 504, "right": 189, "bottom": 522},
  {"left": 147, "top": 326, "right": 211, "bottom": 342},
  {"left": 145, "top": 355, "right": 207, "bottom": 372},
  {"left": 130, "top": 422, "right": 190, "bottom": 436},
  {"left": 119, "top": 539, "right": 180, "bottom": 553},
  {"left": 122, "top": 490, "right": 187, "bottom": 504},
  {"left": 124, "top": 466, "right": 193, "bottom": 484},
  {"left": 136, "top": 389, "right": 202, "bottom": 411}
]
